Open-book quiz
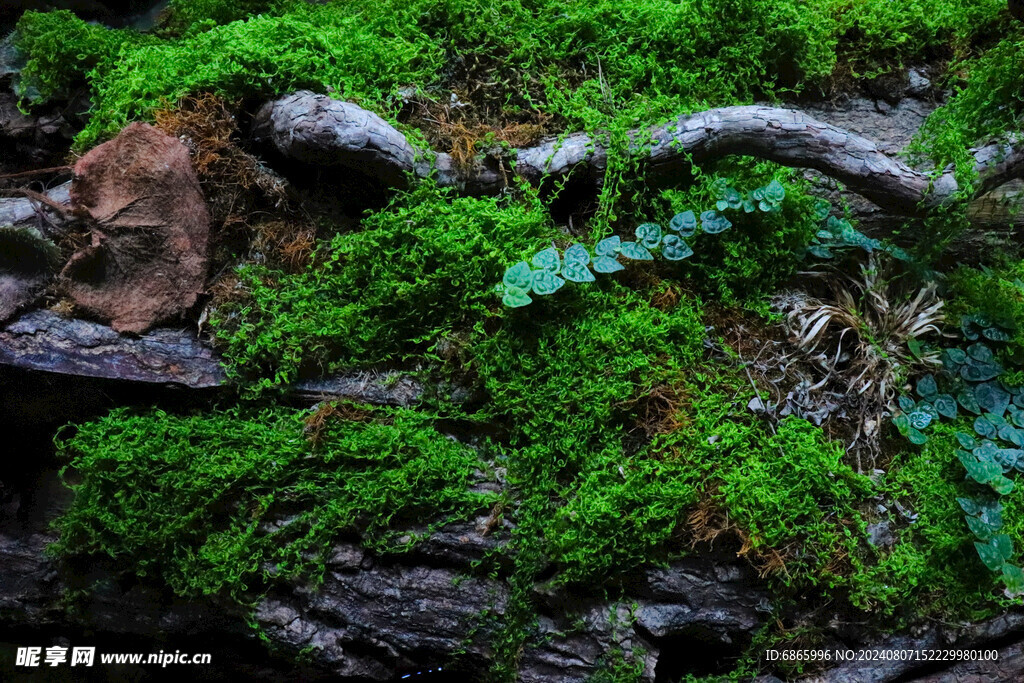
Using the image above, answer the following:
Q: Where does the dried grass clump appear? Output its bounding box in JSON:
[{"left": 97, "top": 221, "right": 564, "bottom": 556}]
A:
[
  {"left": 153, "top": 93, "right": 290, "bottom": 223},
  {"left": 687, "top": 498, "right": 790, "bottom": 579},
  {"left": 402, "top": 89, "right": 550, "bottom": 171},
  {"left": 303, "top": 401, "right": 376, "bottom": 445},
  {"left": 777, "top": 255, "right": 945, "bottom": 466}
]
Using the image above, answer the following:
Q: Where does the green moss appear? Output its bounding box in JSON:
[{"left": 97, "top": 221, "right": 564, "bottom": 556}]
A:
[
  {"left": 212, "top": 182, "right": 558, "bottom": 393},
  {"left": 53, "top": 404, "right": 493, "bottom": 597},
  {"left": 655, "top": 379, "right": 873, "bottom": 588},
  {"left": 947, "top": 261, "right": 1024, "bottom": 358},
  {"left": 14, "top": 0, "right": 1010, "bottom": 152},
  {"left": 653, "top": 161, "right": 821, "bottom": 305},
  {"left": 915, "top": 34, "right": 1024, "bottom": 169},
  {"left": 13, "top": 10, "right": 157, "bottom": 103},
  {"left": 547, "top": 452, "right": 698, "bottom": 584},
  {"left": 162, "top": 0, "right": 286, "bottom": 34},
  {"left": 847, "top": 422, "right": 1017, "bottom": 619}
]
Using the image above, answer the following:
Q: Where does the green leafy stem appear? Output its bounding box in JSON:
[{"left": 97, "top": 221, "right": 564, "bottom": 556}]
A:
[{"left": 495, "top": 179, "right": 787, "bottom": 307}]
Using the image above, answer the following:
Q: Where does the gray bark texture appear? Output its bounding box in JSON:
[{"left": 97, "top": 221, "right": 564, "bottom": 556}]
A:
[
  {"left": 3, "top": 516, "right": 1023, "bottom": 682},
  {"left": 0, "top": 310, "right": 424, "bottom": 404},
  {"left": 253, "top": 90, "right": 1024, "bottom": 216}
]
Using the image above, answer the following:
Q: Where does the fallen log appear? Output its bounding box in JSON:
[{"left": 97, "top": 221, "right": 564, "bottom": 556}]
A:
[{"left": 253, "top": 91, "right": 1024, "bottom": 216}]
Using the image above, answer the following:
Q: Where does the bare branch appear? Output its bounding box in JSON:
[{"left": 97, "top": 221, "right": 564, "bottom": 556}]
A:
[{"left": 255, "top": 91, "right": 1024, "bottom": 215}]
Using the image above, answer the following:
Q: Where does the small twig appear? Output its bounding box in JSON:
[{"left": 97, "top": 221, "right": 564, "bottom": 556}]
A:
[
  {"left": 1, "top": 187, "right": 73, "bottom": 216},
  {"left": 0, "top": 166, "right": 73, "bottom": 180}
]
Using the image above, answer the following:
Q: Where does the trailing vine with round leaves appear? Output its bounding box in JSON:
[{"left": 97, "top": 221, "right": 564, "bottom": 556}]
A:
[
  {"left": 495, "top": 179, "right": 790, "bottom": 307},
  {"left": 892, "top": 315, "right": 1024, "bottom": 599}
]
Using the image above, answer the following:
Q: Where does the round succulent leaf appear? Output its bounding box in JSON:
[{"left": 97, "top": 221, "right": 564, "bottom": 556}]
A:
[
  {"left": 723, "top": 186, "right": 742, "bottom": 206},
  {"left": 752, "top": 187, "right": 765, "bottom": 201},
  {"left": 934, "top": 395, "right": 957, "bottom": 419},
  {"left": 959, "top": 388, "right": 982, "bottom": 415},
  {"left": 1011, "top": 406, "right": 1024, "bottom": 427},
  {"left": 957, "top": 449, "right": 976, "bottom": 471},
  {"left": 562, "top": 261, "right": 596, "bottom": 283},
  {"left": 765, "top": 179, "right": 786, "bottom": 202},
  {"left": 661, "top": 234, "right": 693, "bottom": 261},
  {"left": 986, "top": 411, "right": 1008, "bottom": 427},
  {"left": 977, "top": 540, "right": 1008, "bottom": 571},
  {"left": 564, "top": 243, "right": 591, "bottom": 266},
  {"left": 812, "top": 199, "right": 831, "bottom": 220},
  {"left": 983, "top": 327, "right": 1012, "bottom": 342},
  {"left": 758, "top": 199, "right": 774, "bottom": 212},
  {"left": 1002, "top": 564, "right": 1024, "bottom": 597},
  {"left": 502, "top": 286, "right": 533, "bottom": 308},
  {"left": 1014, "top": 392, "right": 1024, "bottom": 409},
  {"left": 966, "top": 459, "right": 1002, "bottom": 485},
  {"left": 898, "top": 396, "right": 917, "bottom": 412},
  {"left": 994, "top": 534, "right": 1015, "bottom": 561},
  {"left": 593, "top": 255, "right": 625, "bottom": 273},
  {"left": 967, "top": 515, "right": 997, "bottom": 541},
  {"left": 893, "top": 414, "right": 910, "bottom": 433},
  {"left": 918, "top": 402, "right": 939, "bottom": 420},
  {"left": 944, "top": 348, "right": 968, "bottom": 367},
  {"left": 965, "top": 312, "right": 993, "bottom": 328},
  {"left": 979, "top": 500, "right": 1004, "bottom": 527},
  {"left": 917, "top": 374, "right": 938, "bottom": 398},
  {"left": 957, "top": 496, "right": 982, "bottom": 516},
  {"left": 669, "top": 211, "right": 697, "bottom": 236},
  {"left": 503, "top": 261, "right": 534, "bottom": 289},
  {"left": 742, "top": 198, "right": 757, "bottom": 213},
  {"left": 595, "top": 236, "right": 621, "bottom": 256},
  {"left": 975, "top": 382, "right": 1011, "bottom": 417},
  {"left": 530, "top": 270, "right": 565, "bottom": 296},
  {"left": 999, "top": 424, "right": 1024, "bottom": 447},
  {"left": 996, "top": 448, "right": 1021, "bottom": 472},
  {"left": 962, "top": 361, "right": 1004, "bottom": 382},
  {"left": 957, "top": 431, "right": 980, "bottom": 449},
  {"left": 906, "top": 427, "right": 928, "bottom": 445},
  {"left": 702, "top": 215, "right": 732, "bottom": 234},
  {"left": 618, "top": 241, "right": 654, "bottom": 260},
  {"left": 531, "top": 247, "right": 561, "bottom": 274},
  {"left": 968, "top": 343, "right": 995, "bottom": 363},
  {"left": 975, "top": 416, "right": 997, "bottom": 439},
  {"left": 825, "top": 215, "right": 846, "bottom": 235},
  {"left": 975, "top": 441, "right": 1000, "bottom": 463},
  {"left": 635, "top": 223, "right": 663, "bottom": 249},
  {"left": 908, "top": 410, "right": 933, "bottom": 430}
]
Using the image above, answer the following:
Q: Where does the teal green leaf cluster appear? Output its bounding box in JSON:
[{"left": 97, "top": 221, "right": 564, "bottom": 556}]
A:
[
  {"left": 892, "top": 333, "right": 1024, "bottom": 598},
  {"left": 807, "top": 213, "right": 911, "bottom": 262},
  {"left": 498, "top": 178, "right": 792, "bottom": 307}
]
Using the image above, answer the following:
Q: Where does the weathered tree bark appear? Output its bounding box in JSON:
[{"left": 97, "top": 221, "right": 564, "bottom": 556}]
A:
[
  {"left": 253, "top": 91, "right": 1024, "bottom": 216},
  {"left": 0, "top": 310, "right": 424, "bottom": 404},
  {"left": 3, "top": 514, "right": 1022, "bottom": 682}
]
